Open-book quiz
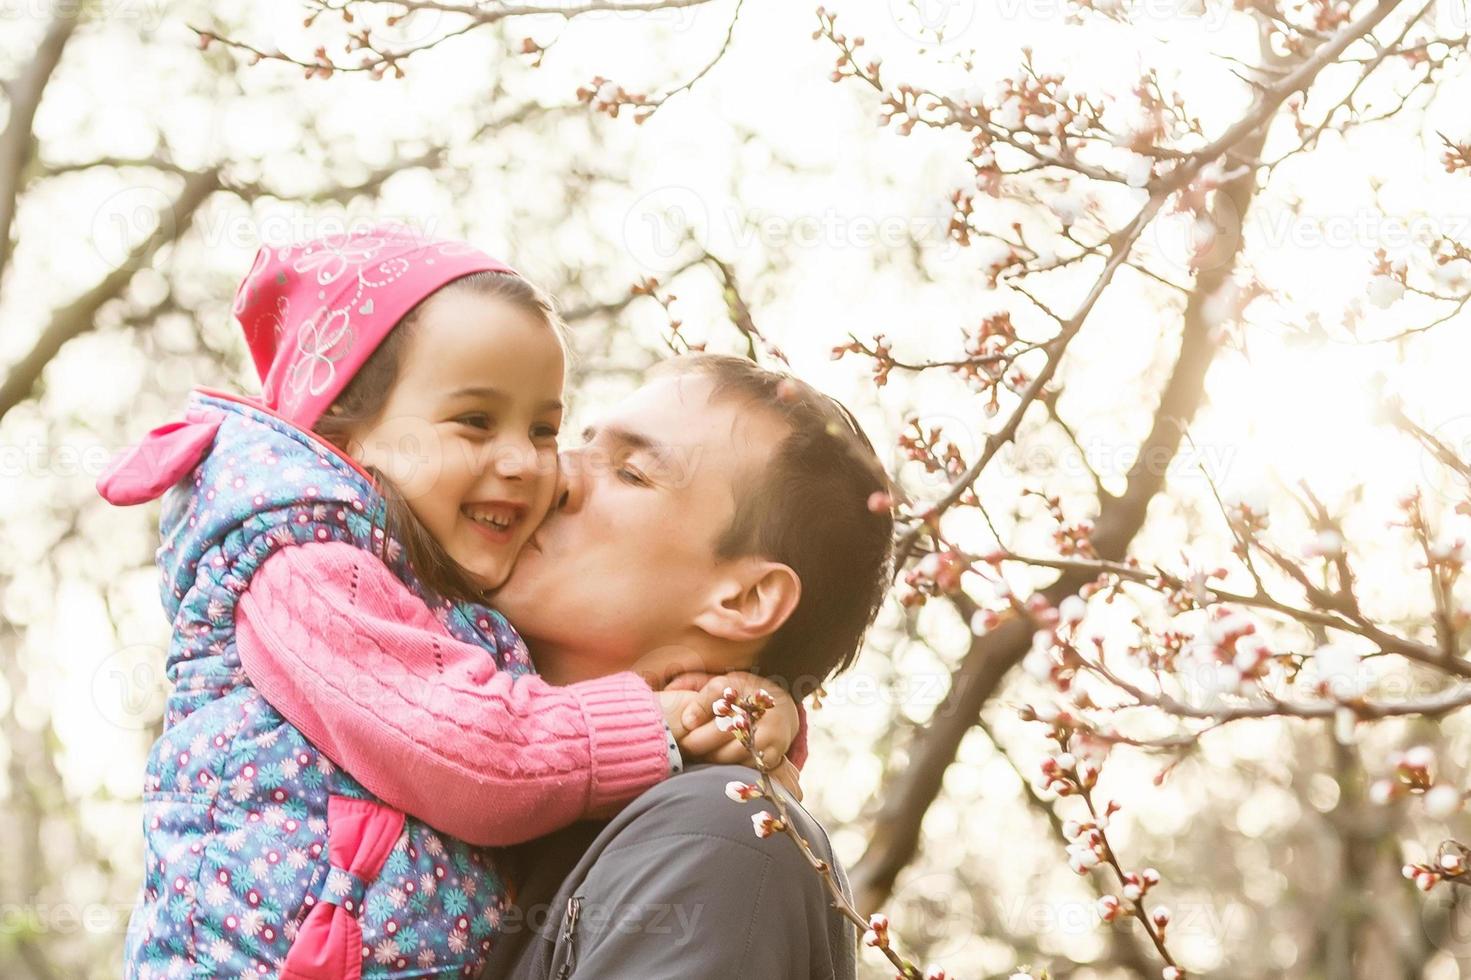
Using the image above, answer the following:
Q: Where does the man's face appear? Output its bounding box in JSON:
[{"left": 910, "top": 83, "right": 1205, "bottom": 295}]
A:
[{"left": 492, "top": 371, "right": 786, "bottom": 672}]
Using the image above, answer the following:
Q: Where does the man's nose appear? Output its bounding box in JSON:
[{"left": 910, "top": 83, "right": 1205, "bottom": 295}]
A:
[{"left": 556, "top": 448, "right": 586, "bottom": 512}]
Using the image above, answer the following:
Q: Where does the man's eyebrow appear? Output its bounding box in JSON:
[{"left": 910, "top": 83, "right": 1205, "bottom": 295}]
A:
[
  {"left": 451, "top": 385, "right": 562, "bottom": 412},
  {"left": 581, "top": 423, "right": 657, "bottom": 453}
]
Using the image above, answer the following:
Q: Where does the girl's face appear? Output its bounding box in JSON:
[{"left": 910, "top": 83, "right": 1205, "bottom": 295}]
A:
[{"left": 346, "top": 288, "right": 565, "bottom": 591}]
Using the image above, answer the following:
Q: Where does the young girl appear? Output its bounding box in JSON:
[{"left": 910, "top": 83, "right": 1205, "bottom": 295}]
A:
[{"left": 99, "top": 225, "right": 800, "bottom": 980}]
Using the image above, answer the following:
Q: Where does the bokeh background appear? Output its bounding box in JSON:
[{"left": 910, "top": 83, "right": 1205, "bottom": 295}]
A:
[{"left": 5, "top": 0, "right": 1471, "bottom": 976}]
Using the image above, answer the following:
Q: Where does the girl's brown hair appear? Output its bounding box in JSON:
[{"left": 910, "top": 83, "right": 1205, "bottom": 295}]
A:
[{"left": 312, "top": 270, "right": 565, "bottom": 605}]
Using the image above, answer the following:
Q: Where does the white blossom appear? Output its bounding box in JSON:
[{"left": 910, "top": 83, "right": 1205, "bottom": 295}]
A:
[
  {"left": 1432, "top": 258, "right": 1471, "bottom": 289},
  {"left": 1425, "top": 784, "right": 1462, "bottom": 819},
  {"left": 1366, "top": 274, "right": 1404, "bottom": 308},
  {"left": 1312, "top": 642, "right": 1364, "bottom": 699},
  {"left": 1121, "top": 152, "right": 1154, "bottom": 188},
  {"left": 994, "top": 97, "right": 1024, "bottom": 131},
  {"left": 1304, "top": 529, "right": 1344, "bottom": 559},
  {"left": 1404, "top": 745, "right": 1436, "bottom": 771},
  {"left": 1051, "top": 192, "right": 1086, "bottom": 227}
]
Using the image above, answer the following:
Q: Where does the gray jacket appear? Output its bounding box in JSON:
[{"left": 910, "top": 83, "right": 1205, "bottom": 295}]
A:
[{"left": 480, "top": 764, "right": 858, "bottom": 980}]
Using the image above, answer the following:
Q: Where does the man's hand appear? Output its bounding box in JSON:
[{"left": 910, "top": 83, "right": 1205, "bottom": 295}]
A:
[{"left": 664, "top": 671, "right": 803, "bottom": 800}]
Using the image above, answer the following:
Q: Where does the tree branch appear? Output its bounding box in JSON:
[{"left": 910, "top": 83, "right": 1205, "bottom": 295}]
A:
[
  {"left": 0, "top": 167, "right": 220, "bottom": 424},
  {"left": 0, "top": 10, "right": 79, "bottom": 298}
]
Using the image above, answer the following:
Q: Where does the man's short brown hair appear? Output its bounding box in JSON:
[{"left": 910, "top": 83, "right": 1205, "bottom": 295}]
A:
[{"left": 656, "top": 354, "right": 894, "bottom": 694}]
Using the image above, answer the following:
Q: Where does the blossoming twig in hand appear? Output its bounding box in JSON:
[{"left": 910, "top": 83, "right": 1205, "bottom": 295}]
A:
[{"left": 714, "top": 687, "right": 957, "bottom": 980}]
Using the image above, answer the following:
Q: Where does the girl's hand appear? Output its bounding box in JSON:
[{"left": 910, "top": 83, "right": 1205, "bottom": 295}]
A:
[
  {"left": 658, "top": 688, "right": 700, "bottom": 741},
  {"left": 669, "top": 671, "right": 804, "bottom": 800}
]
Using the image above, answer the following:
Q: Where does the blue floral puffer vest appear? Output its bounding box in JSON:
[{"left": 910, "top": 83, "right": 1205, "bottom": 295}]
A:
[{"left": 122, "top": 389, "right": 534, "bottom": 979}]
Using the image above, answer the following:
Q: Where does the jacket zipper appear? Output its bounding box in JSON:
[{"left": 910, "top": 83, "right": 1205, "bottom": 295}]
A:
[{"left": 554, "top": 895, "right": 581, "bottom": 979}]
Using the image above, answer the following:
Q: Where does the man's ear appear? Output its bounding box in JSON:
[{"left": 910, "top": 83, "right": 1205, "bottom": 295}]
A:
[{"left": 693, "top": 559, "right": 801, "bottom": 643}]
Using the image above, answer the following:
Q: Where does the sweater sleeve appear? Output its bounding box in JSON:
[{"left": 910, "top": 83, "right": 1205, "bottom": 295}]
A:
[{"left": 235, "top": 540, "right": 672, "bottom": 847}]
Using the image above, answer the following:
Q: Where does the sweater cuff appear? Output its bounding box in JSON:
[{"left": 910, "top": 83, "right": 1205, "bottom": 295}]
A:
[
  {"left": 571, "top": 671, "right": 672, "bottom": 813},
  {"left": 664, "top": 723, "right": 684, "bottom": 775}
]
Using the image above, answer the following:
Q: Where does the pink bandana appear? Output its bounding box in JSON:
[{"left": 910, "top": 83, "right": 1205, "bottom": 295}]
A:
[
  {"left": 236, "top": 224, "right": 518, "bottom": 430},
  {"left": 98, "top": 225, "right": 518, "bottom": 506}
]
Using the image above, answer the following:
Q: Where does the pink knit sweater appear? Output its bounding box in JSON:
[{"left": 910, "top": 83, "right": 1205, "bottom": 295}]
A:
[{"left": 235, "top": 541, "right": 674, "bottom": 847}]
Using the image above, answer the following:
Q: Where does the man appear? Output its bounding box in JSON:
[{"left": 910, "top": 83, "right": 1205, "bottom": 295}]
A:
[
  {"left": 243, "top": 353, "right": 894, "bottom": 977},
  {"left": 483, "top": 763, "right": 855, "bottom": 979},
  {"left": 480, "top": 355, "right": 892, "bottom": 978}
]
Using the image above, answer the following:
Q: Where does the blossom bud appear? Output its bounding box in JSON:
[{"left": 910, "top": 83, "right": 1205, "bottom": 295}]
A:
[
  {"left": 970, "top": 609, "right": 1000, "bottom": 634},
  {"left": 751, "top": 811, "right": 784, "bottom": 839},
  {"left": 1078, "top": 761, "right": 1099, "bottom": 787},
  {"left": 725, "top": 781, "right": 763, "bottom": 802},
  {"left": 715, "top": 713, "right": 750, "bottom": 734},
  {"left": 1059, "top": 595, "right": 1087, "bottom": 625},
  {"left": 863, "top": 913, "right": 890, "bottom": 948},
  {"left": 1425, "top": 783, "right": 1462, "bottom": 819},
  {"left": 1403, "top": 745, "right": 1436, "bottom": 771},
  {"left": 1369, "top": 779, "right": 1397, "bottom": 805}
]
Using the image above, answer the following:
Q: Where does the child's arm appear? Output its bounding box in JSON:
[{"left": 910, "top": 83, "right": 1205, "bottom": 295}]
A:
[{"left": 235, "top": 540, "right": 676, "bottom": 847}]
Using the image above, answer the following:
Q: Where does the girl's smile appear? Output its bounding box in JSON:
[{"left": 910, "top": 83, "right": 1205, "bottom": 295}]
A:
[{"left": 462, "top": 499, "right": 529, "bottom": 544}]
